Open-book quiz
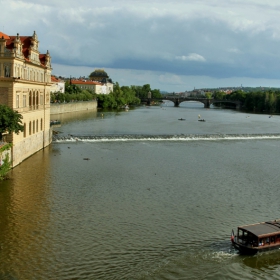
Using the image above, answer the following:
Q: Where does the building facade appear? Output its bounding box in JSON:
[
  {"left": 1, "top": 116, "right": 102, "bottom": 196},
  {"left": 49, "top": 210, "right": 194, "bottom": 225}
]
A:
[
  {"left": 50, "top": 75, "right": 65, "bottom": 93},
  {"left": 71, "top": 79, "right": 113, "bottom": 94},
  {"left": 0, "top": 31, "right": 52, "bottom": 167}
]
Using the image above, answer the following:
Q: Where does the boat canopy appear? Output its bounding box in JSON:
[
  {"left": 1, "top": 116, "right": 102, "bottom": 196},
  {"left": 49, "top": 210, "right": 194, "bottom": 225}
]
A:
[{"left": 239, "top": 220, "right": 280, "bottom": 238}]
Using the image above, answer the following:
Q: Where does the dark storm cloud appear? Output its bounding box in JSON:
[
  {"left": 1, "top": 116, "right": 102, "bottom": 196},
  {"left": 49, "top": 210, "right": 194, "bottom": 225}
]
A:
[{"left": 2, "top": 0, "right": 280, "bottom": 90}]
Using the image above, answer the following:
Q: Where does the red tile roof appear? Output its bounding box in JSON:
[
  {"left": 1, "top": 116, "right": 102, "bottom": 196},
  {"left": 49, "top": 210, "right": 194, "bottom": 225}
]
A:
[
  {"left": 51, "top": 76, "right": 60, "bottom": 82},
  {"left": 1, "top": 32, "right": 49, "bottom": 68},
  {"left": 71, "top": 79, "right": 103, "bottom": 85},
  {"left": 0, "top": 32, "right": 10, "bottom": 39}
]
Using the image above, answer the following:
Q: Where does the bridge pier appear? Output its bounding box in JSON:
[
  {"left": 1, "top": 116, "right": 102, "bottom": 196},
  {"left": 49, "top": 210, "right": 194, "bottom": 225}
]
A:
[
  {"left": 174, "top": 98, "right": 180, "bottom": 107},
  {"left": 204, "top": 99, "right": 211, "bottom": 108}
]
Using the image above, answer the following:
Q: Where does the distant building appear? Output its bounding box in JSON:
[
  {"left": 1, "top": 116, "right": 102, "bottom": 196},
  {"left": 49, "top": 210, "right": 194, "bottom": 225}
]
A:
[
  {"left": 0, "top": 31, "right": 52, "bottom": 167},
  {"left": 183, "top": 90, "right": 205, "bottom": 97},
  {"left": 89, "top": 69, "right": 110, "bottom": 82},
  {"left": 71, "top": 79, "right": 113, "bottom": 94},
  {"left": 50, "top": 75, "right": 65, "bottom": 93}
]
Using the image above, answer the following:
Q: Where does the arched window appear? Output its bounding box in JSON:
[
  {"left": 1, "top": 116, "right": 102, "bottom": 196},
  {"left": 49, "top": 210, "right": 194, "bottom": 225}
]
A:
[
  {"left": 36, "top": 119, "right": 38, "bottom": 132},
  {"left": 33, "top": 120, "right": 35, "bottom": 134},
  {"left": 23, "top": 123, "right": 26, "bottom": 138},
  {"left": 29, "top": 91, "right": 32, "bottom": 110},
  {"left": 36, "top": 92, "right": 39, "bottom": 109},
  {"left": 29, "top": 121, "right": 32, "bottom": 135},
  {"left": 33, "top": 92, "right": 36, "bottom": 109}
]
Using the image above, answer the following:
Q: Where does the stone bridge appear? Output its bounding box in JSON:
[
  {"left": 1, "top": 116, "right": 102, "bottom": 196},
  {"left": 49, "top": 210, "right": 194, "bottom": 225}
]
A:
[{"left": 143, "top": 97, "right": 242, "bottom": 109}]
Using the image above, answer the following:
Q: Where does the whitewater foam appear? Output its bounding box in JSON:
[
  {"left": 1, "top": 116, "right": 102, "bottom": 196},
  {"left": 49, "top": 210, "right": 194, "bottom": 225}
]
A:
[{"left": 53, "top": 133, "right": 280, "bottom": 143}]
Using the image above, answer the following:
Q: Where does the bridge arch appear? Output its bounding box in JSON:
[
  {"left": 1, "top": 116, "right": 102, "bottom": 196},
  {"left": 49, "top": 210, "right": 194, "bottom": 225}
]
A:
[{"left": 142, "top": 97, "right": 242, "bottom": 109}]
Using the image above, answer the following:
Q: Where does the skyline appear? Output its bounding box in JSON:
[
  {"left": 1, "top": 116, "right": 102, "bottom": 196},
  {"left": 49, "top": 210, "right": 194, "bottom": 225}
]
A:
[{"left": 1, "top": 0, "right": 280, "bottom": 91}]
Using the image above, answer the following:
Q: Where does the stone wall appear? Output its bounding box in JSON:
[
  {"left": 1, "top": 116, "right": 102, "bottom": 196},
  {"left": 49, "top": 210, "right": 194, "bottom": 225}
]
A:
[
  {"left": 0, "top": 87, "right": 9, "bottom": 105},
  {"left": 50, "top": 100, "right": 97, "bottom": 115},
  {"left": 12, "top": 129, "right": 52, "bottom": 167}
]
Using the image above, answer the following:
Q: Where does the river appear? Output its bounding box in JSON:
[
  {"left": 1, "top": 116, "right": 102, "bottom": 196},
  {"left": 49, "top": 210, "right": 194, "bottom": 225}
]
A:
[{"left": 1, "top": 102, "right": 280, "bottom": 279}]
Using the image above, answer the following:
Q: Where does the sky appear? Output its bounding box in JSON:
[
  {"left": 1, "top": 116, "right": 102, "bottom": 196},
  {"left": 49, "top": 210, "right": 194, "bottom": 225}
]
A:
[{"left": 1, "top": 0, "right": 280, "bottom": 92}]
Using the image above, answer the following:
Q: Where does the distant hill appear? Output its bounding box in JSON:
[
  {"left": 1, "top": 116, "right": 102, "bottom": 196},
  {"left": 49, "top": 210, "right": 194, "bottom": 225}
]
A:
[{"left": 199, "top": 87, "right": 280, "bottom": 92}]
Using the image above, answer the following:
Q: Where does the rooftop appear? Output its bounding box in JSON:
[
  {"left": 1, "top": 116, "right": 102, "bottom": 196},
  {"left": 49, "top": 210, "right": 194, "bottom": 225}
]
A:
[{"left": 239, "top": 220, "right": 280, "bottom": 237}]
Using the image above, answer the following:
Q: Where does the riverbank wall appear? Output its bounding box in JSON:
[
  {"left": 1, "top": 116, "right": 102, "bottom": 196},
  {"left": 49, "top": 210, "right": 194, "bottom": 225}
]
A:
[{"left": 50, "top": 100, "right": 97, "bottom": 115}]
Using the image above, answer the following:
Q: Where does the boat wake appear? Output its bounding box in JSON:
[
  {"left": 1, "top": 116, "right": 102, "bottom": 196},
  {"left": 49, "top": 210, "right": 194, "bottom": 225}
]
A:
[{"left": 53, "top": 133, "right": 280, "bottom": 143}]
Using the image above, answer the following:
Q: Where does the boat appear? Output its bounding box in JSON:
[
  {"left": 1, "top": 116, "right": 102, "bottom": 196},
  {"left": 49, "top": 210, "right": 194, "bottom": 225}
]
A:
[
  {"left": 178, "top": 118, "right": 185, "bottom": 121},
  {"left": 198, "top": 119, "right": 205, "bottom": 122},
  {"left": 50, "top": 120, "right": 61, "bottom": 126},
  {"left": 231, "top": 219, "right": 280, "bottom": 254}
]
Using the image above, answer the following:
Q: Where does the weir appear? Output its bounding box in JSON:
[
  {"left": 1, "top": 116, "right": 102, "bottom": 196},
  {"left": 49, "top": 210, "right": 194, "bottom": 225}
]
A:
[{"left": 53, "top": 133, "right": 280, "bottom": 143}]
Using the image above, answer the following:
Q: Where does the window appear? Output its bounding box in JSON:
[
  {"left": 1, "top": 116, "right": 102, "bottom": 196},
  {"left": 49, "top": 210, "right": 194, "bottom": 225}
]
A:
[
  {"left": 4, "top": 65, "right": 10, "bottom": 77},
  {"left": 23, "top": 123, "right": 26, "bottom": 138},
  {"left": 36, "top": 92, "right": 39, "bottom": 108},
  {"left": 23, "top": 95, "right": 26, "bottom": 107},
  {"left": 16, "top": 95, "right": 19, "bottom": 108},
  {"left": 29, "top": 92, "right": 32, "bottom": 109}
]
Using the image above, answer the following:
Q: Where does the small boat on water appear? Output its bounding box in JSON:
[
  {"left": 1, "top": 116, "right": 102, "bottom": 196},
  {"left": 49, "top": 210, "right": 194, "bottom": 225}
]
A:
[
  {"left": 178, "top": 118, "right": 185, "bottom": 121},
  {"left": 231, "top": 219, "right": 280, "bottom": 254},
  {"left": 198, "top": 119, "right": 205, "bottom": 122},
  {"left": 50, "top": 120, "right": 61, "bottom": 126}
]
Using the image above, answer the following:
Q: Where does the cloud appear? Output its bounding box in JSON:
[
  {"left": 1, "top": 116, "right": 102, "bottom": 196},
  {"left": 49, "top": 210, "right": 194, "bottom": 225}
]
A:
[
  {"left": 1, "top": 0, "right": 280, "bottom": 91},
  {"left": 175, "top": 53, "right": 206, "bottom": 62}
]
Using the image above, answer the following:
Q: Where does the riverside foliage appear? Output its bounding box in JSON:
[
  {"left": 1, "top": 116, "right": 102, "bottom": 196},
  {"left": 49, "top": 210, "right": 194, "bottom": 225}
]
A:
[
  {"left": 0, "top": 143, "right": 12, "bottom": 180},
  {"left": 0, "top": 104, "right": 23, "bottom": 180},
  {"left": 212, "top": 89, "right": 280, "bottom": 113},
  {"left": 97, "top": 83, "right": 162, "bottom": 108},
  {"left": 0, "top": 105, "right": 24, "bottom": 141},
  {"left": 51, "top": 81, "right": 162, "bottom": 109}
]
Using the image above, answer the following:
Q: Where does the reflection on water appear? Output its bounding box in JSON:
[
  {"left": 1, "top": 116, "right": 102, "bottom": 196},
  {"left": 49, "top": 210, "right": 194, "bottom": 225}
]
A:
[
  {"left": 1, "top": 105, "right": 280, "bottom": 279},
  {"left": 51, "top": 109, "right": 98, "bottom": 123},
  {"left": 242, "top": 250, "right": 280, "bottom": 269},
  {"left": 0, "top": 147, "right": 52, "bottom": 280}
]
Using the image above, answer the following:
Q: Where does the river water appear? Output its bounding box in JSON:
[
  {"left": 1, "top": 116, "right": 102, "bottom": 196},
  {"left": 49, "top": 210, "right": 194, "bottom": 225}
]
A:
[{"left": 1, "top": 102, "right": 280, "bottom": 279}]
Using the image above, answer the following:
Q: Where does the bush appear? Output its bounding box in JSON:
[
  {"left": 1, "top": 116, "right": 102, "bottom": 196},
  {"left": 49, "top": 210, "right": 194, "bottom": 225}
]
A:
[{"left": 0, "top": 143, "right": 12, "bottom": 180}]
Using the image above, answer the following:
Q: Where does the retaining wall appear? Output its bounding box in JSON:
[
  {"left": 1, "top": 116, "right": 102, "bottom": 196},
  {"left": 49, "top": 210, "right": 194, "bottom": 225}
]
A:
[{"left": 50, "top": 100, "right": 97, "bottom": 115}]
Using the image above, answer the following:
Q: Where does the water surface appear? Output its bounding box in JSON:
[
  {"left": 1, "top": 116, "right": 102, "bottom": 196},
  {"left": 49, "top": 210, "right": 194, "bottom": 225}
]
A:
[{"left": 1, "top": 102, "right": 280, "bottom": 279}]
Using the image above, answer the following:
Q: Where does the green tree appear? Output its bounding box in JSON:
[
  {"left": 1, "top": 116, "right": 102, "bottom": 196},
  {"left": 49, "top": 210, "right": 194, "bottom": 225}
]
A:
[
  {"left": 227, "top": 90, "right": 246, "bottom": 102},
  {"left": 0, "top": 105, "right": 24, "bottom": 141},
  {"left": 212, "top": 90, "right": 226, "bottom": 100},
  {"left": 0, "top": 143, "right": 12, "bottom": 180},
  {"left": 151, "top": 89, "right": 162, "bottom": 99}
]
